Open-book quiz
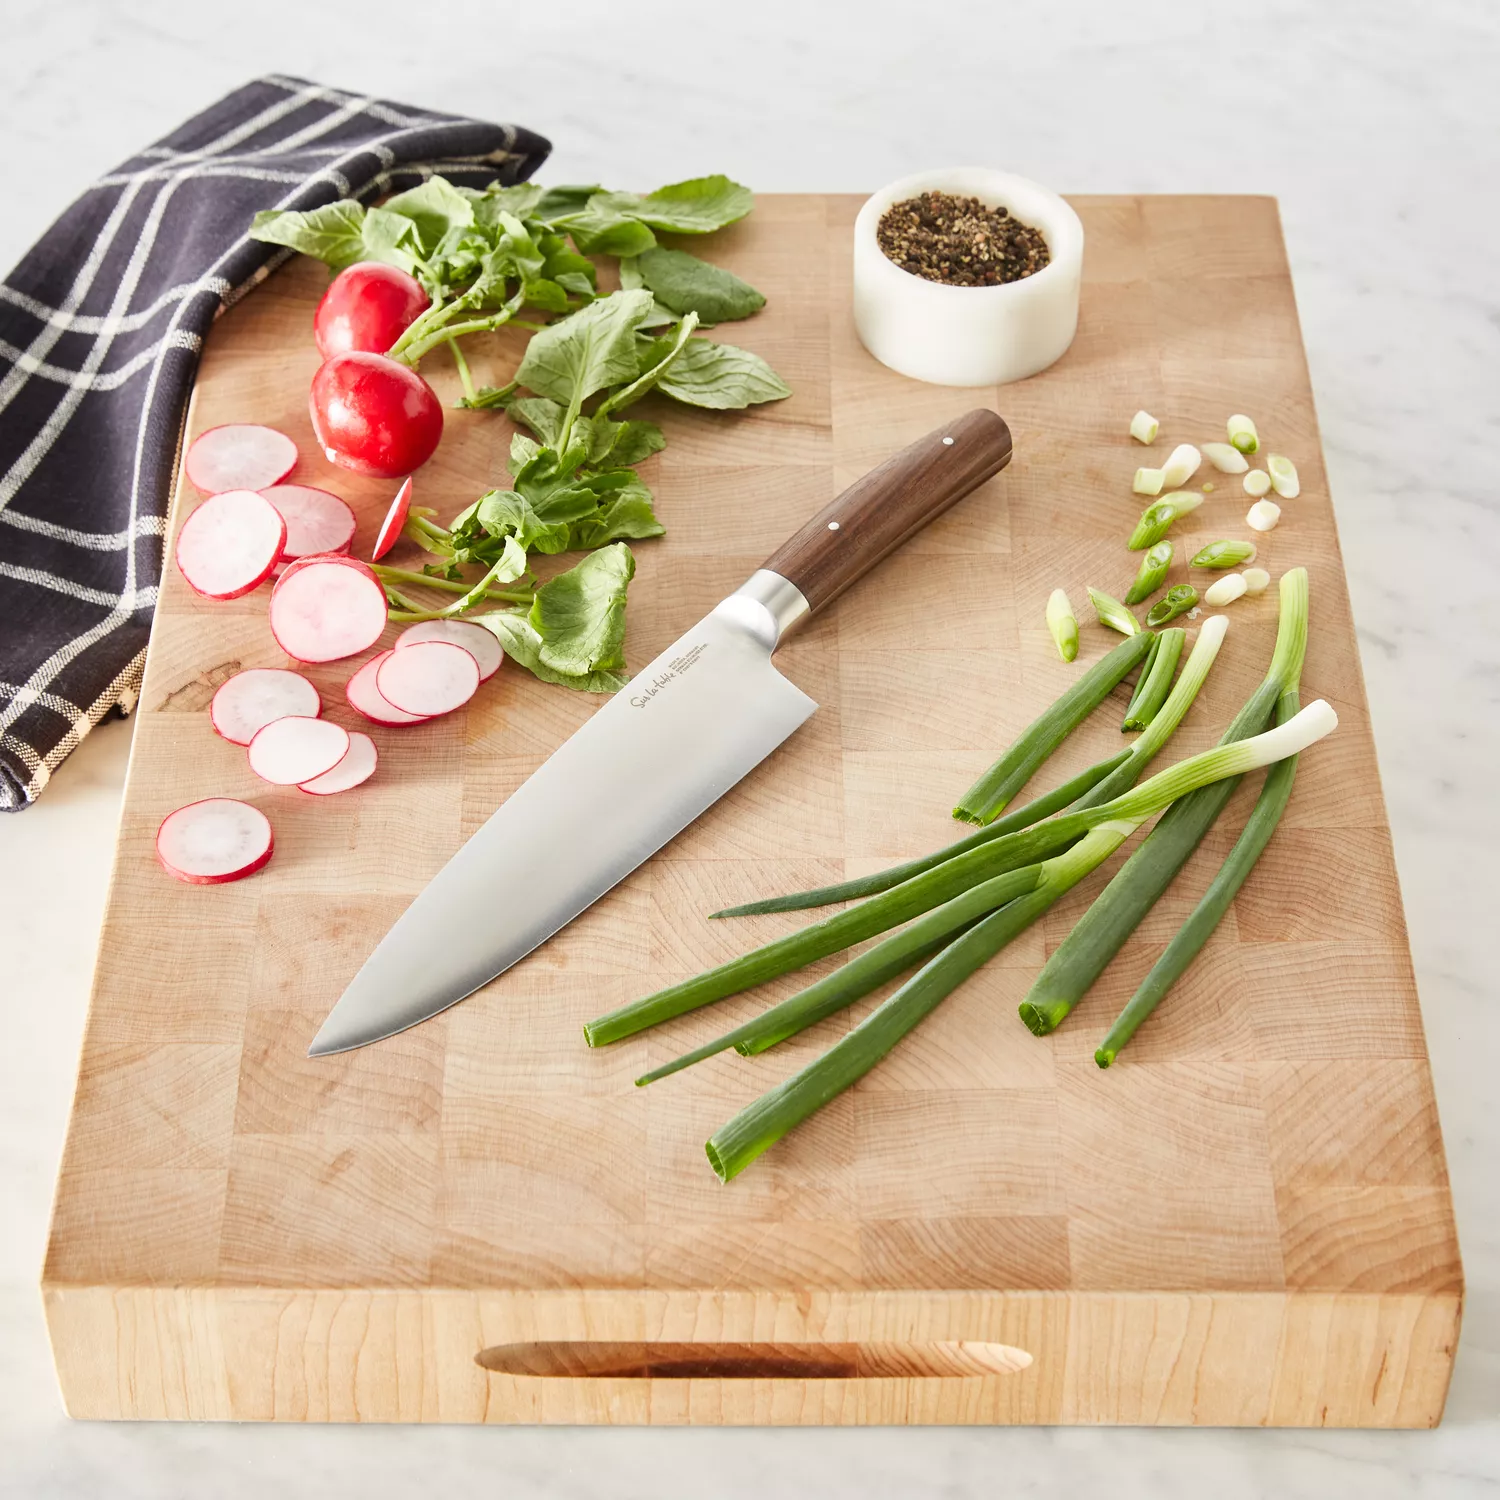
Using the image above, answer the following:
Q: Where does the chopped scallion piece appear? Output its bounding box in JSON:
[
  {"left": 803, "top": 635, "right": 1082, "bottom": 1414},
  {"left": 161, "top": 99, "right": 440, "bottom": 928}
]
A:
[
  {"left": 1130, "top": 410, "right": 1160, "bottom": 445},
  {"left": 1145, "top": 583, "right": 1198, "bottom": 626},
  {"left": 1087, "top": 586, "right": 1142, "bottom": 637},
  {"left": 1243, "top": 468, "right": 1272, "bottom": 498},
  {"left": 1227, "top": 413, "right": 1260, "bottom": 454},
  {"left": 1124, "top": 541, "right": 1173, "bottom": 605},
  {"left": 1159, "top": 443, "right": 1201, "bottom": 489},
  {"left": 1128, "top": 491, "right": 1203, "bottom": 550},
  {"left": 1242, "top": 566, "right": 1271, "bottom": 594},
  {"left": 1133, "top": 467, "right": 1166, "bottom": 497},
  {"left": 1204, "top": 573, "right": 1248, "bottom": 606},
  {"left": 1246, "top": 499, "right": 1281, "bottom": 532},
  {"left": 1045, "top": 587, "right": 1079, "bottom": 662},
  {"left": 1201, "top": 441, "right": 1249, "bottom": 474},
  {"left": 1191, "top": 539, "right": 1257, "bottom": 569},
  {"left": 1267, "top": 454, "right": 1300, "bottom": 498}
]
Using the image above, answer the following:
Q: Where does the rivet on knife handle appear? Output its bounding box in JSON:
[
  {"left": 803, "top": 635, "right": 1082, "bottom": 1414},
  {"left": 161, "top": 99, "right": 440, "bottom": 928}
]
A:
[{"left": 758, "top": 409, "right": 1012, "bottom": 616}]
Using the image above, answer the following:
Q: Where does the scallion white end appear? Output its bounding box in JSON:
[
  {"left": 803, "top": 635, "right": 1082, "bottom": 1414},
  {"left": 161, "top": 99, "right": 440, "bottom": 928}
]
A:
[{"left": 1130, "top": 410, "right": 1160, "bottom": 445}]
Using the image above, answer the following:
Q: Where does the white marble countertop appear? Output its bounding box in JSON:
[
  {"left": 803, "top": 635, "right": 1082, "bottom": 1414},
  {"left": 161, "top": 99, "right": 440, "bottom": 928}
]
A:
[{"left": 3, "top": 1, "right": 1497, "bottom": 1495}]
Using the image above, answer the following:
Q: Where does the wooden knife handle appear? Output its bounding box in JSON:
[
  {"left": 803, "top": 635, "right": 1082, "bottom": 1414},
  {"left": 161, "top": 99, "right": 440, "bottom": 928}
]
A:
[{"left": 760, "top": 409, "right": 1012, "bottom": 616}]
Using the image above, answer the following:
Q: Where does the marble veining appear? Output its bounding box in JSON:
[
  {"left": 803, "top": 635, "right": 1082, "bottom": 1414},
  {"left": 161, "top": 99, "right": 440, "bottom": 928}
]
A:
[{"left": 2, "top": 0, "right": 1497, "bottom": 1494}]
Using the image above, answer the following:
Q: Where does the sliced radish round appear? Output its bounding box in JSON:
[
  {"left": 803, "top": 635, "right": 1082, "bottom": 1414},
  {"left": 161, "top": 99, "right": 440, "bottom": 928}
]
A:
[
  {"left": 175, "top": 489, "right": 286, "bottom": 600},
  {"left": 299, "top": 730, "right": 377, "bottom": 795},
  {"left": 186, "top": 423, "right": 297, "bottom": 494},
  {"left": 262, "top": 484, "right": 356, "bottom": 560},
  {"left": 395, "top": 618, "right": 503, "bottom": 682},
  {"left": 269, "top": 554, "right": 388, "bottom": 663},
  {"left": 345, "top": 651, "right": 431, "bottom": 726},
  {"left": 210, "top": 668, "right": 321, "bottom": 745},
  {"left": 156, "top": 798, "right": 273, "bottom": 884},
  {"left": 247, "top": 716, "right": 350, "bottom": 786},
  {"left": 377, "top": 640, "right": 480, "bottom": 717},
  {"left": 372, "top": 477, "right": 413, "bottom": 561}
]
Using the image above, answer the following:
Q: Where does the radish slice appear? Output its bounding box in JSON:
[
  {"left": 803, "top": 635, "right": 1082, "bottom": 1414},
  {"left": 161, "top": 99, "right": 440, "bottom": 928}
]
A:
[
  {"left": 156, "top": 798, "right": 273, "bottom": 884},
  {"left": 210, "top": 668, "right": 320, "bottom": 745},
  {"left": 185, "top": 423, "right": 297, "bottom": 494},
  {"left": 372, "top": 477, "right": 412, "bottom": 561},
  {"left": 269, "top": 554, "right": 388, "bottom": 663},
  {"left": 395, "top": 618, "right": 503, "bottom": 682},
  {"left": 299, "top": 731, "right": 377, "bottom": 795},
  {"left": 247, "top": 715, "right": 350, "bottom": 785},
  {"left": 175, "top": 489, "right": 286, "bottom": 600},
  {"left": 377, "top": 640, "right": 480, "bottom": 717},
  {"left": 262, "top": 484, "right": 356, "bottom": 560},
  {"left": 345, "top": 651, "right": 431, "bottom": 726}
]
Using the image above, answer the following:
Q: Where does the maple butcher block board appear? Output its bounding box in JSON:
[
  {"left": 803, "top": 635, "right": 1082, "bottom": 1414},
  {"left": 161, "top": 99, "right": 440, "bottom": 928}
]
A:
[{"left": 44, "top": 195, "right": 1462, "bottom": 1426}]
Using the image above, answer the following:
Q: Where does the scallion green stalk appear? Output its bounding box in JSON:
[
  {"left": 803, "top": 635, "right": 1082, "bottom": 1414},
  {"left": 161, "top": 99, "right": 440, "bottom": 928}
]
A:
[
  {"left": 703, "top": 826, "right": 1128, "bottom": 1182},
  {"left": 585, "top": 687, "right": 1335, "bottom": 1047},
  {"left": 1145, "top": 584, "right": 1198, "bottom": 627},
  {"left": 951, "top": 631, "right": 1152, "bottom": 826},
  {"left": 711, "top": 749, "right": 1131, "bottom": 918},
  {"left": 1191, "top": 539, "right": 1257, "bottom": 569},
  {"left": 1016, "top": 568, "right": 1309, "bottom": 1038},
  {"left": 635, "top": 865, "right": 1045, "bottom": 1086},
  {"left": 1121, "top": 628, "right": 1184, "bottom": 732},
  {"left": 1095, "top": 686, "right": 1302, "bottom": 1066}
]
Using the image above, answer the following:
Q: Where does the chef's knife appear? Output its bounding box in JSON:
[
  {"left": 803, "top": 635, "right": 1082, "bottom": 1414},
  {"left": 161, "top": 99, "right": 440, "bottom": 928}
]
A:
[{"left": 309, "top": 409, "right": 1012, "bottom": 1056}]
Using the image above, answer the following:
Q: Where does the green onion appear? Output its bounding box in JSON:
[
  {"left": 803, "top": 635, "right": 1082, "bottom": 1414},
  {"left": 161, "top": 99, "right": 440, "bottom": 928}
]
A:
[
  {"left": 1124, "top": 541, "right": 1173, "bottom": 605},
  {"left": 586, "top": 681, "right": 1334, "bottom": 1048},
  {"left": 1159, "top": 443, "right": 1201, "bottom": 490},
  {"left": 1045, "top": 587, "right": 1079, "bottom": 662},
  {"left": 951, "top": 631, "right": 1151, "bottom": 825},
  {"left": 1243, "top": 468, "right": 1272, "bottom": 498},
  {"left": 1267, "top": 454, "right": 1300, "bottom": 499},
  {"left": 1121, "top": 628, "right": 1184, "bottom": 732},
  {"left": 1016, "top": 568, "right": 1309, "bottom": 1038},
  {"left": 1087, "top": 586, "right": 1141, "bottom": 637},
  {"left": 1133, "top": 467, "right": 1166, "bottom": 497},
  {"left": 703, "top": 826, "right": 1140, "bottom": 1182},
  {"left": 1077, "top": 616, "right": 1224, "bottom": 807},
  {"left": 1145, "top": 584, "right": 1197, "bottom": 626},
  {"left": 712, "top": 750, "right": 1132, "bottom": 918},
  {"left": 1096, "top": 686, "right": 1302, "bottom": 1067},
  {"left": 1129, "top": 410, "right": 1159, "bottom": 445},
  {"left": 1120, "top": 631, "right": 1161, "bottom": 725},
  {"left": 636, "top": 865, "right": 1046, "bottom": 1085},
  {"left": 1128, "top": 491, "right": 1203, "bottom": 550},
  {"left": 1227, "top": 413, "right": 1260, "bottom": 454},
  {"left": 1191, "top": 539, "right": 1257, "bottom": 569},
  {"left": 1201, "top": 442, "right": 1249, "bottom": 474}
]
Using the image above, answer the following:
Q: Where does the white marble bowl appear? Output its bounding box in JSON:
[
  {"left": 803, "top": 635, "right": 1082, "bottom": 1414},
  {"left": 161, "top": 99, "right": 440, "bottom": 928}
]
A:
[{"left": 853, "top": 167, "right": 1084, "bottom": 387}]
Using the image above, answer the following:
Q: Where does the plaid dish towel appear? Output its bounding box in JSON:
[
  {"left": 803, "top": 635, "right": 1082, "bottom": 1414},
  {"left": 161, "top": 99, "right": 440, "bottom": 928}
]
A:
[{"left": 0, "top": 76, "right": 549, "bottom": 809}]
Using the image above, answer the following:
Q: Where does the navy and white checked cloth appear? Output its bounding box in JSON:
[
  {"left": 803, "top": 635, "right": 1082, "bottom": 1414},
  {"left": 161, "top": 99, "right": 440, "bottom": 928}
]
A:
[{"left": 0, "top": 77, "right": 549, "bottom": 809}]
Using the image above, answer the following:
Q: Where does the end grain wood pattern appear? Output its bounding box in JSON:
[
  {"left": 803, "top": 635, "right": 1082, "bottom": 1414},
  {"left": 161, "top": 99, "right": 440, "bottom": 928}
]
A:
[{"left": 43, "top": 196, "right": 1461, "bottom": 1427}]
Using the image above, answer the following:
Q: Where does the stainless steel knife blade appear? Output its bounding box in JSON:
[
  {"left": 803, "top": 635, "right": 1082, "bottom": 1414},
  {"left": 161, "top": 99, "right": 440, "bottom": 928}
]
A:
[
  {"left": 308, "top": 572, "right": 816, "bottom": 1055},
  {"left": 309, "top": 408, "right": 1013, "bottom": 1055}
]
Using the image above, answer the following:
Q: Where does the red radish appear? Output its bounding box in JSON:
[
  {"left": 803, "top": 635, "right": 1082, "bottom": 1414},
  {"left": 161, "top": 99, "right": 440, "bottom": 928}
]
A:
[
  {"left": 269, "top": 554, "right": 388, "bottom": 663},
  {"left": 261, "top": 483, "right": 356, "bottom": 560},
  {"left": 185, "top": 424, "right": 297, "bottom": 494},
  {"left": 299, "top": 730, "right": 377, "bottom": 795},
  {"left": 396, "top": 617, "right": 503, "bottom": 682},
  {"left": 309, "top": 352, "right": 443, "bottom": 479},
  {"left": 376, "top": 639, "right": 480, "bottom": 717},
  {"left": 156, "top": 798, "right": 273, "bottom": 884},
  {"left": 175, "top": 489, "right": 286, "bottom": 600},
  {"left": 210, "top": 668, "right": 320, "bottom": 746},
  {"left": 371, "top": 477, "right": 412, "bottom": 561},
  {"left": 345, "top": 651, "right": 431, "bottom": 726},
  {"left": 247, "top": 715, "right": 350, "bottom": 785},
  {"left": 314, "top": 263, "right": 431, "bottom": 360}
]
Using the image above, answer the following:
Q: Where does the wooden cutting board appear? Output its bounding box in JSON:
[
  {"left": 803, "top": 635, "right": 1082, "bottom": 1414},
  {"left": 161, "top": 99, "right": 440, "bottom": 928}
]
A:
[{"left": 43, "top": 195, "right": 1462, "bottom": 1426}]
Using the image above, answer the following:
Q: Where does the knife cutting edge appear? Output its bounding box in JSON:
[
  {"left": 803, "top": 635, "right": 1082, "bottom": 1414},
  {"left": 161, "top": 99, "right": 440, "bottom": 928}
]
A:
[{"left": 308, "top": 409, "right": 1013, "bottom": 1056}]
